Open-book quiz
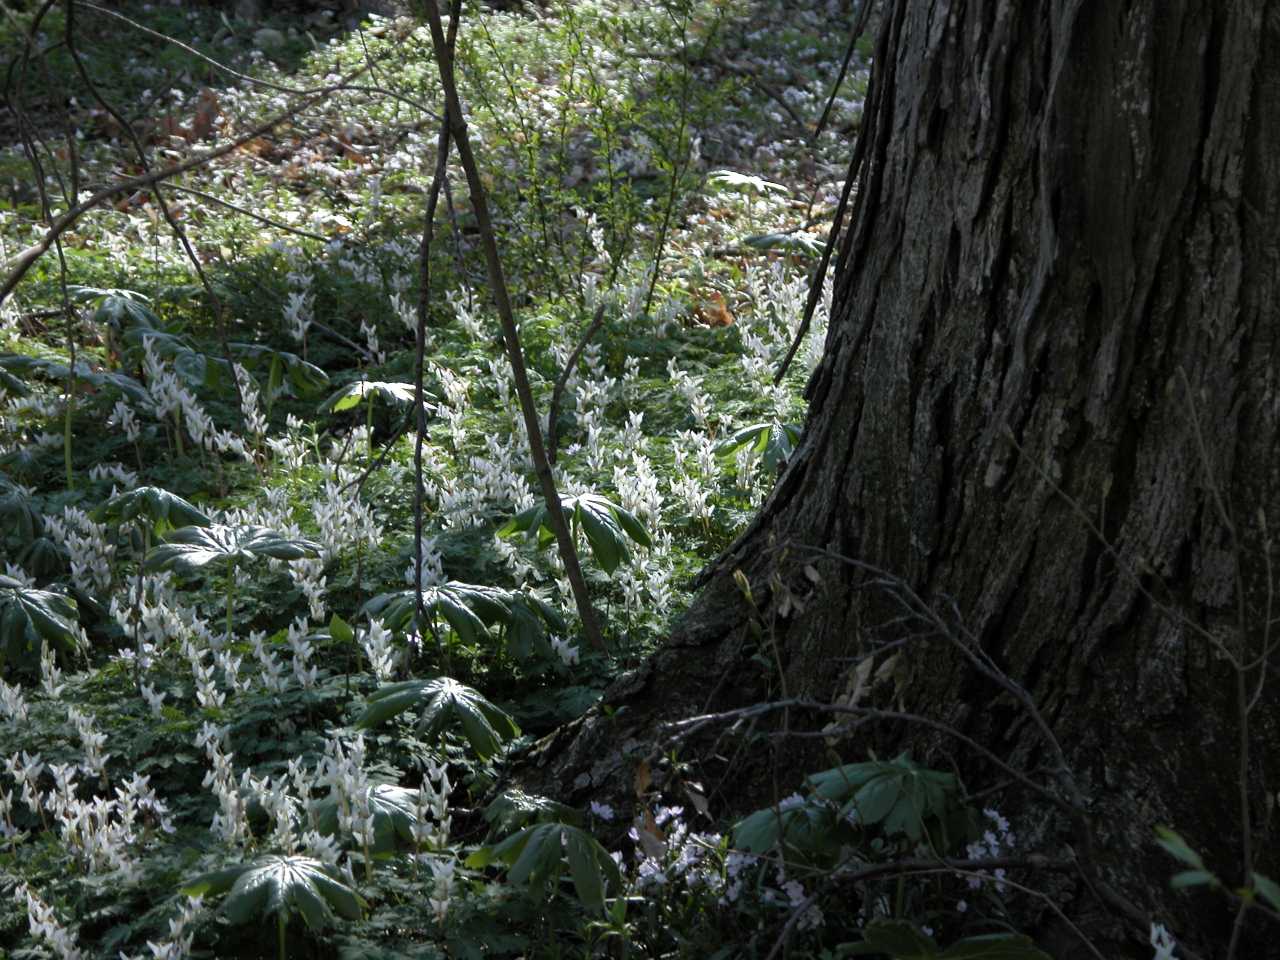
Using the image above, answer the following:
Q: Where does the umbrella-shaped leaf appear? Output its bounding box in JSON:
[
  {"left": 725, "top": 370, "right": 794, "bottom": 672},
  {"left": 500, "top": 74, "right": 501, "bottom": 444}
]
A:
[
  {"left": 0, "top": 482, "right": 42, "bottom": 542},
  {"left": 70, "top": 286, "right": 161, "bottom": 330},
  {"left": 472, "top": 822, "right": 619, "bottom": 914},
  {"left": 145, "top": 524, "right": 321, "bottom": 576},
  {"left": 182, "top": 855, "right": 363, "bottom": 930},
  {"left": 707, "top": 170, "right": 790, "bottom": 196},
  {"left": 230, "top": 342, "right": 330, "bottom": 396},
  {"left": 357, "top": 676, "right": 519, "bottom": 759},
  {"left": 322, "top": 380, "right": 417, "bottom": 413},
  {"left": 717, "top": 421, "right": 802, "bottom": 473},
  {"left": 0, "top": 575, "right": 79, "bottom": 669},
  {"left": 94, "top": 486, "right": 210, "bottom": 536},
  {"left": 0, "top": 354, "right": 150, "bottom": 405},
  {"left": 499, "top": 493, "right": 651, "bottom": 574},
  {"left": 482, "top": 789, "right": 580, "bottom": 836},
  {"left": 364, "top": 582, "right": 514, "bottom": 645},
  {"left": 313, "top": 783, "right": 422, "bottom": 856}
]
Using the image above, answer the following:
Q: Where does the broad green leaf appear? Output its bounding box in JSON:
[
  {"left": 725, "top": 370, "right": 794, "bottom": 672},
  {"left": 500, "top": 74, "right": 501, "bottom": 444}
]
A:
[
  {"left": 230, "top": 342, "right": 330, "bottom": 396},
  {"left": 1253, "top": 872, "right": 1280, "bottom": 911},
  {"left": 1155, "top": 827, "right": 1204, "bottom": 869},
  {"left": 0, "top": 354, "right": 150, "bottom": 404},
  {"left": 0, "top": 575, "right": 79, "bottom": 669},
  {"left": 937, "top": 933, "right": 1053, "bottom": 959},
  {"left": 313, "top": 783, "right": 422, "bottom": 856},
  {"left": 474, "top": 822, "right": 619, "bottom": 913},
  {"left": 183, "top": 855, "right": 362, "bottom": 930},
  {"left": 500, "top": 493, "right": 652, "bottom": 574},
  {"left": 322, "top": 380, "right": 417, "bottom": 413},
  {"left": 1170, "top": 869, "right": 1217, "bottom": 889},
  {"left": 357, "top": 676, "right": 519, "bottom": 759},
  {"left": 717, "top": 421, "right": 802, "bottom": 472},
  {"left": 329, "top": 613, "right": 355, "bottom": 645},
  {"left": 94, "top": 486, "right": 210, "bottom": 535},
  {"left": 707, "top": 170, "right": 790, "bottom": 196},
  {"left": 482, "top": 789, "right": 580, "bottom": 836},
  {"left": 843, "top": 919, "right": 938, "bottom": 958},
  {"left": 742, "top": 232, "right": 824, "bottom": 256},
  {"left": 145, "top": 524, "right": 321, "bottom": 576},
  {"left": 365, "top": 582, "right": 514, "bottom": 645}
]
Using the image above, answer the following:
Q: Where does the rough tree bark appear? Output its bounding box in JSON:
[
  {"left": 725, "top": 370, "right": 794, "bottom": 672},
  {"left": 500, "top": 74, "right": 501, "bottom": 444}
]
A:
[{"left": 523, "top": 2, "right": 1280, "bottom": 956}]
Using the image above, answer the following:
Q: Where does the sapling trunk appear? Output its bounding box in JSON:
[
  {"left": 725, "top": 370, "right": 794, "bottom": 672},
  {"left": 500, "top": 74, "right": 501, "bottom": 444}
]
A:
[
  {"left": 423, "top": 0, "right": 605, "bottom": 652},
  {"left": 225, "top": 557, "right": 235, "bottom": 644},
  {"left": 276, "top": 912, "right": 286, "bottom": 960}
]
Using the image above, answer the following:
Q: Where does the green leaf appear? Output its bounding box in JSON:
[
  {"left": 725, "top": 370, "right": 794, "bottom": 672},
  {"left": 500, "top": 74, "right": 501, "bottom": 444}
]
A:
[
  {"left": 357, "top": 676, "right": 519, "bottom": 759},
  {"left": 937, "top": 933, "right": 1052, "bottom": 960},
  {"left": 184, "top": 855, "right": 363, "bottom": 930},
  {"left": 1170, "top": 869, "right": 1218, "bottom": 890},
  {"left": 717, "top": 421, "right": 802, "bottom": 472},
  {"left": 313, "top": 783, "right": 422, "bottom": 856},
  {"left": 94, "top": 486, "right": 210, "bottom": 535},
  {"left": 500, "top": 493, "right": 651, "bottom": 574},
  {"left": 322, "top": 380, "right": 418, "bottom": 413},
  {"left": 365, "top": 581, "right": 520, "bottom": 646},
  {"left": 844, "top": 919, "right": 939, "bottom": 958},
  {"left": 1155, "top": 827, "right": 1205, "bottom": 869},
  {"left": 707, "top": 170, "right": 790, "bottom": 196},
  {"left": 329, "top": 613, "right": 355, "bottom": 645},
  {"left": 229, "top": 342, "right": 330, "bottom": 396},
  {"left": 1253, "top": 872, "right": 1280, "bottom": 911},
  {"left": 742, "top": 232, "right": 824, "bottom": 256},
  {"left": 0, "top": 576, "right": 80, "bottom": 670},
  {"left": 145, "top": 524, "right": 321, "bottom": 576},
  {"left": 475, "top": 822, "right": 619, "bottom": 912},
  {"left": 482, "top": 789, "right": 580, "bottom": 836}
]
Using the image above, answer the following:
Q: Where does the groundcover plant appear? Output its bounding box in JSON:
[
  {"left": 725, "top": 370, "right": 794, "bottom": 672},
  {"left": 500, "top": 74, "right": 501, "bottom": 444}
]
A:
[{"left": 0, "top": 1, "right": 1206, "bottom": 957}]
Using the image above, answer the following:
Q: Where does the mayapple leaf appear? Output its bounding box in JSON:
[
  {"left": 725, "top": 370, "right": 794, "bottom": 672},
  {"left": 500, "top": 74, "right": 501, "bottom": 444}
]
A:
[
  {"left": 357, "top": 676, "right": 519, "bottom": 759},
  {"left": 322, "top": 380, "right": 418, "bottom": 413},
  {"left": 0, "top": 576, "right": 80, "bottom": 670},
  {"left": 471, "top": 822, "right": 620, "bottom": 914},
  {"left": 94, "top": 486, "right": 210, "bottom": 535},
  {"left": 1155, "top": 827, "right": 1205, "bottom": 869},
  {"left": 313, "top": 783, "right": 422, "bottom": 856},
  {"left": 182, "top": 855, "right": 363, "bottom": 930},
  {"left": 145, "top": 524, "right": 321, "bottom": 576}
]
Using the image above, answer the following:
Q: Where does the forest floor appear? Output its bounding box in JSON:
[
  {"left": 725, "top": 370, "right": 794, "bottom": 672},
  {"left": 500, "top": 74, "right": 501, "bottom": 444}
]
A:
[{"left": 0, "top": 1, "right": 880, "bottom": 956}]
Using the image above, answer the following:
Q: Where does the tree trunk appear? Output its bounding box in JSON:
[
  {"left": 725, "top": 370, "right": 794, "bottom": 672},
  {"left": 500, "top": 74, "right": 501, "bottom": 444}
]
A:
[{"left": 523, "top": 2, "right": 1280, "bottom": 955}]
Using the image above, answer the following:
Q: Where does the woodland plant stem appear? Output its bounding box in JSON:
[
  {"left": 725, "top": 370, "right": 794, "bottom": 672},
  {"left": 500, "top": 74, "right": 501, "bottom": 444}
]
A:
[
  {"left": 415, "top": 92, "right": 455, "bottom": 632},
  {"left": 422, "top": 0, "right": 605, "bottom": 652}
]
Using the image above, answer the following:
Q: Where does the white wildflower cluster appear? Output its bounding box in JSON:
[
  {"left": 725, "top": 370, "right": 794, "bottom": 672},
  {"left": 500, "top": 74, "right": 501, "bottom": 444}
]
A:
[
  {"left": 669, "top": 429, "right": 720, "bottom": 525},
  {"left": 413, "top": 757, "right": 452, "bottom": 851},
  {"left": 311, "top": 477, "right": 381, "bottom": 562},
  {"left": 667, "top": 359, "right": 712, "bottom": 429},
  {"left": 249, "top": 630, "right": 289, "bottom": 694},
  {"left": 1150, "top": 922, "right": 1179, "bottom": 960},
  {"left": 277, "top": 244, "right": 315, "bottom": 348},
  {"left": 448, "top": 288, "right": 486, "bottom": 341},
  {"left": 233, "top": 363, "right": 268, "bottom": 450},
  {"left": 0, "top": 678, "right": 30, "bottom": 722},
  {"left": 287, "top": 617, "right": 320, "bottom": 689},
  {"left": 15, "top": 882, "right": 83, "bottom": 960},
  {"left": 404, "top": 536, "right": 446, "bottom": 590},
  {"left": 196, "top": 722, "right": 251, "bottom": 846},
  {"left": 360, "top": 618, "right": 399, "bottom": 682},
  {"left": 437, "top": 436, "right": 532, "bottom": 531},
  {"left": 88, "top": 462, "right": 138, "bottom": 489},
  {"left": 624, "top": 805, "right": 724, "bottom": 897},
  {"left": 108, "top": 572, "right": 207, "bottom": 671},
  {"left": 39, "top": 640, "right": 65, "bottom": 699},
  {"left": 45, "top": 505, "right": 114, "bottom": 595},
  {"left": 963, "top": 807, "right": 1016, "bottom": 892},
  {"left": 110, "top": 399, "right": 141, "bottom": 443},
  {"left": 121, "top": 895, "right": 203, "bottom": 960},
  {"left": 266, "top": 414, "right": 312, "bottom": 473},
  {"left": 141, "top": 340, "right": 249, "bottom": 460},
  {"left": 67, "top": 706, "right": 109, "bottom": 781},
  {"left": 318, "top": 733, "right": 375, "bottom": 854}
]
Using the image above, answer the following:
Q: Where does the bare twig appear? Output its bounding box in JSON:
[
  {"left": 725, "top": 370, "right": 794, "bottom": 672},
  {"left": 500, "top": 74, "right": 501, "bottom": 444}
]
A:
[
  {"left": 1, "top": 77, "right": 356, "bottom": 305},
  {"left": 422, "top": 0, "right": 605, "bottom": 652},
  {"left": 546, "top": 300, "right": 605, "bottom": 464}
]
